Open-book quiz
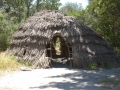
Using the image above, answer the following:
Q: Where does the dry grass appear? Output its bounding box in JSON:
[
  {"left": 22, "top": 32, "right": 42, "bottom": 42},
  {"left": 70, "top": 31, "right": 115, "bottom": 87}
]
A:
[{"left": 0, "top": 52, "right": 23, "bottom": 76}]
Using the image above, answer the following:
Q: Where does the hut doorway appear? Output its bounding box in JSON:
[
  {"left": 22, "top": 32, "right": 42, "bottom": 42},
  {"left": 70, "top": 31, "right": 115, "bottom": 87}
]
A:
[{"left": 46, "top": 34, "right": 72, "bottom": 68}]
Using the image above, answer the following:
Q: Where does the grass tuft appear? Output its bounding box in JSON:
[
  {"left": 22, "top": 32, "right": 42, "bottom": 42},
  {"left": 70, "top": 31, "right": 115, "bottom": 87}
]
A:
[
  {"left": 100, "top": 78, "right": 120, "bottom": 90},
  {"left": 0, "top": 52, "right": 23, "bottom": 76}
]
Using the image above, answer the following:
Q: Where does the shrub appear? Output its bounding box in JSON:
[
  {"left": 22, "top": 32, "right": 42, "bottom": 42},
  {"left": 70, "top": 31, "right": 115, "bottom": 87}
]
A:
[
  {"left": 0, "top": 13, "right": 18, "bottom": 51},
  {"left": 0, "top": 52, "right": 23, "bottom": 76},
  {"left": 85, "top": 62, "right": 97, "bottom": 69}
]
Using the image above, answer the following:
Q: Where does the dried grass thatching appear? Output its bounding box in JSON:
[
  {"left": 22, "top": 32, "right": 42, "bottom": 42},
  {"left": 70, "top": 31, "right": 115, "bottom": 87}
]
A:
[{"left": 9, "top": 10, "right": 118, "bottom": 69}]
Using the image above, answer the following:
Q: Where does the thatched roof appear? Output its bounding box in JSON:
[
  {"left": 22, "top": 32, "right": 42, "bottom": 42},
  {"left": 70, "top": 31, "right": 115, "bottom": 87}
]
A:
[{"left": 9, "top": 10, "right": 118, "bottom": 68}]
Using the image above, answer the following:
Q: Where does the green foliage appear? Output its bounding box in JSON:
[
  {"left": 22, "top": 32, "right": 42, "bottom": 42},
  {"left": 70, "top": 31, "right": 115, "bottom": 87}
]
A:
[
  {"left": 44, "top": 0, "right": 61, "bottom": 10},
  {"left": 87, "top": 0, "right": 120, "bottom": 48},
  {"left": 59, "top": 2, "right": 83, "bottom": 16},
  {"left": 3, "top": 0, "right": 29, "bottom": 22},
  {"left": 25, "top": 0, "right": 34, "bottom": 18},
  {"left": 0, "top": 0, "right": 3, "bottom": 8},
  {"left": 101, "top": 61, "right": 113, "bottom": 69},
  {"left": 0, "top": 13, "right": 3, "bottom": 20},
  {"left": 0, "top": 13, "right": 18, "bottom": 51},
  {"left": 86, "top": 62, "right": 97, "bottom": 69},
  {"left": 85, "top": 60, "right": 115, "bottom": 69},
  {"left": 0, "top": 13, "right": 8, "bottom": 51},
  {"left": 55, "top": 37, "right": 61, "bottom": 53},
  {"left": 59, "top": 2, "right": 98, "bottom": 29},
  {"left": 36, "top": 0, "right": 61, "bottom": 11},
  {"left": 115, "top": 47, "right": 120, "bottom": 55}
]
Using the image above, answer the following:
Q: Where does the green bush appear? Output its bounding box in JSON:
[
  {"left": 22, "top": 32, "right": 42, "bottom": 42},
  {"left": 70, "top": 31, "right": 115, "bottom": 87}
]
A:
[
  {"left": 99, "top": 59, "right": 116, "bottom": 69},
  {"left": 0, "top": 13, "right": 3, "bottom": 20},
  {"left": 0, "top": 13, "right": 18, "bottom": 51},
  {"left": 100, "top": 78, "right": 120, "bottom": 90},
  {"left": 85, "top": 61, "right": 115, "bottom": 70},
  {"left": 85, "top": 62, "right": 97, "bottom": 69},
  {"left": 115, "top": 47, "right": 120, "bottom": 55}
]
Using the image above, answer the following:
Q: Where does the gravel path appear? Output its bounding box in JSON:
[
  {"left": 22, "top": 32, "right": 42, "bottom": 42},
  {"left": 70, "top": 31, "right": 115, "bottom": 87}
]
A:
[{"left": 0, "top": 67, "right": 120, "bottom": 90}]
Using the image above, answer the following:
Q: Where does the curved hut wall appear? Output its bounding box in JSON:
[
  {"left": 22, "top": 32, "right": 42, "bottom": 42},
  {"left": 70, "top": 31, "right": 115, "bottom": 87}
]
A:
[{"left": 9, "top": 10, "right": 118, "bottom": 69}]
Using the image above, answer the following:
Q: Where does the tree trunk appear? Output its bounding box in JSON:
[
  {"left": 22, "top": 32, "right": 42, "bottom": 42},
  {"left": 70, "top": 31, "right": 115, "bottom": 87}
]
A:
[{"left": 36, "top": 0, "right": 41, "bottom": 12}]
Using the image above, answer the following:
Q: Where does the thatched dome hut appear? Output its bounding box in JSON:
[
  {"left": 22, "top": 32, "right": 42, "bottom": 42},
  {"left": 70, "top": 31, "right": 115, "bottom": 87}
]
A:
[{"left": 9, "top": 10, "right": 118, "bottom": 68}]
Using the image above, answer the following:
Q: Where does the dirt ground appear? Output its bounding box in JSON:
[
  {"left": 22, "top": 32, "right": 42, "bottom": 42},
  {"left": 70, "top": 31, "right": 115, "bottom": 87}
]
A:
[{"left": 0, "top": 67, "right": 120, "bottom": 90}]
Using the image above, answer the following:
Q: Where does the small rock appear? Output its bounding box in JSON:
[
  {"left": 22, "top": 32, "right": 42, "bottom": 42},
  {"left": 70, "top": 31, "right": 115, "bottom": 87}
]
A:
[{"left": 20, "top": 67, "right": 32, "bottom": 71}]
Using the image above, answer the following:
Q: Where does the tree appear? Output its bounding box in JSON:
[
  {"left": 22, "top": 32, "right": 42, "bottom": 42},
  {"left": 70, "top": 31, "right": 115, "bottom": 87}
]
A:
[
  {"left": 0, "top": 13, "right": 18, "bottom": 51},
  {"left": 36, "top": 0, "right": 42, "bottom": 12},
  {"left": 50, "top": 0, "right": 61, "bottom": 10},
  {"left": 1, "top": 0, "right": 26, "bottom": 23},
  {"left": 35, "top": 0, "right": 61, "bottom": 11},
  {"left": 0, "top": 0, "right": 3, "bottom": 8},
  {"left": 1, "top": 0, "right": 34, "bottom": 22},
  {"left": 25, "top": 0, "right": 34, "bottom": 18},
  {"left": 87, "top": 0, "right": 120, "bottom": 49},
  {"left": 59, "top": 2, "right": 83, "bottom": 16}
]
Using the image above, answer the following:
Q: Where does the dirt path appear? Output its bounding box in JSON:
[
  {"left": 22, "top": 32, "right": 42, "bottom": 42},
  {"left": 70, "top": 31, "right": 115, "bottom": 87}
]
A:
[{"left": 0, "top": 68, "right": 120, "bottom": 90}]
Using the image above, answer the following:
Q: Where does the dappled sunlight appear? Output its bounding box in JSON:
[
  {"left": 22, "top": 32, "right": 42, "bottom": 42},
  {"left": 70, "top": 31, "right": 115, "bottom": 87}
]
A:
[
  {"left": 0, "top": 68, "right": 120, "bottom": 89},
  {"left": 28, "top": 68, "right": 120, "bottom": 90}
]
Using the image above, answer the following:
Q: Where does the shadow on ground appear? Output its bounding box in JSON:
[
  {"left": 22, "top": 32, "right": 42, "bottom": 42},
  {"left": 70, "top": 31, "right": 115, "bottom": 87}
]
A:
[
  {"left": 29, "top": 66, "right": 120, "bottom": 90},
  {"left": 51, "top": 61, "right": 70, "bottom": 68}
]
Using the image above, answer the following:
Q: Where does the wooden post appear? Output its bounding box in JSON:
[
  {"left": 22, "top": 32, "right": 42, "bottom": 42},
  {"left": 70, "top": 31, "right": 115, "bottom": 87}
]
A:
[
  {"left": 66, "top": 42, "right": 72, "bottom": 68},
  {"left": 50, "top": 38, "right": 52, "bottom": 67}
]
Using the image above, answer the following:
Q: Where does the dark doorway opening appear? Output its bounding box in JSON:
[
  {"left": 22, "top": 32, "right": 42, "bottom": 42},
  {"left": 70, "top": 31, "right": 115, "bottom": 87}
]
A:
[{"left": 46, "top": 34, "right": 72, "bottom": 68}]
